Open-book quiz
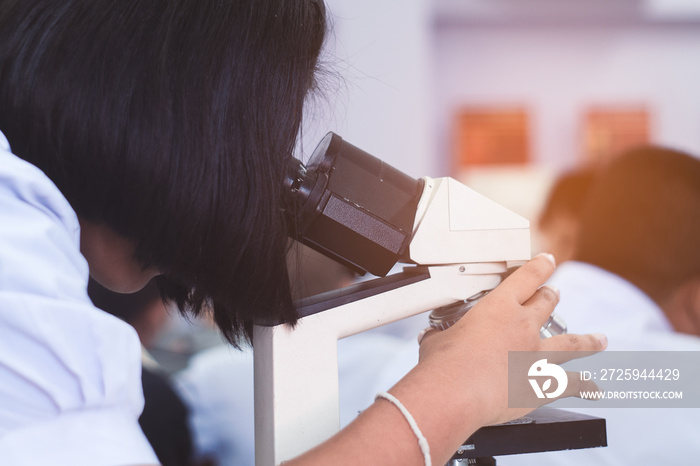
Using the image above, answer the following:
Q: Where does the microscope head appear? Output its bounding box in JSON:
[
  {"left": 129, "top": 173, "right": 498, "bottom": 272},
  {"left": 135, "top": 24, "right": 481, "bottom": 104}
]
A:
[{"left": 284, "top": 133, "right": 531, "bottom": 276}]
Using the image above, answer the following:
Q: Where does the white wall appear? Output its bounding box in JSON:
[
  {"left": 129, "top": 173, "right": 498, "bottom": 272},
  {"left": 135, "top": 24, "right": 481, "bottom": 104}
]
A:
[
  {"left": 307, "top": 2, "right": 700, "bottom": 175},
  {"left": 433, "top": 23, "right": 700, "bottom": 171},
  {"left": 299, "top": 0, "right": 434, "bottom": 178},
  {"left": 300, "top": 2, "right": 700, "bottom": 226}
]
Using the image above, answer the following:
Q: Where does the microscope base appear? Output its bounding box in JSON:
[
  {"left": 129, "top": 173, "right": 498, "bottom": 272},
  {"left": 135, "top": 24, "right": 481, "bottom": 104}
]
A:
[{"left": 447, "top": 407, "right": 606, "bottom": 464}]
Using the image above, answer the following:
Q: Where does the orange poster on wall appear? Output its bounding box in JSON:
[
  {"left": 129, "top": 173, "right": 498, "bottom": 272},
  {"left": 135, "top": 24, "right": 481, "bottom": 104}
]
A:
[
  {"left": 583, "top": 107, "right": 650, "bottom": 164},
  {"left": 453, "top": 108, "right": 530, "bottom": 169}
]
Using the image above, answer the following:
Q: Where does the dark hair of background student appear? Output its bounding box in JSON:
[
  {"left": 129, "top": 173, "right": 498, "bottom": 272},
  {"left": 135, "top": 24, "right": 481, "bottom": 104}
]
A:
[
  {"left": 574, "top": 146, "right": 700, "bottom": 305},
  {"left": 538, "top": 168, "right": 597, "bottom": 231},
  {"left": 0, "top": 0, "right": 327, "bottom": 345}
]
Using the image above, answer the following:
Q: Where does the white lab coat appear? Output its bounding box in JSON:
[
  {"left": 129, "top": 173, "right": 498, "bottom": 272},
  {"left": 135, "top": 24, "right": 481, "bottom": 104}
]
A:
[{"left": 0, "top": 131, "right": 158, "bottom": 465}]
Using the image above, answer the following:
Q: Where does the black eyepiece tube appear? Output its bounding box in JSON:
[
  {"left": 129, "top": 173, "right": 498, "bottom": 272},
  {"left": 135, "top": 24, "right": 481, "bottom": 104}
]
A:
[{"left": 284, "top": 133, "right": 424, "bottom": 277}]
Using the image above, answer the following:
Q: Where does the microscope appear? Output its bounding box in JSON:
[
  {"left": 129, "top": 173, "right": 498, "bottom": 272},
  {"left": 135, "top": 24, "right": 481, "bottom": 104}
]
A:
[{"left": 253, "top": 133, "right": 606, "bottom": 465}]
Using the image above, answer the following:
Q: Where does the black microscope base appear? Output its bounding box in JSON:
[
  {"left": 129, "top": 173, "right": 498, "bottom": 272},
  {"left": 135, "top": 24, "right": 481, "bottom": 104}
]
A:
[{"left": 448, "top": 407, "right": 607, "bottom": 464}]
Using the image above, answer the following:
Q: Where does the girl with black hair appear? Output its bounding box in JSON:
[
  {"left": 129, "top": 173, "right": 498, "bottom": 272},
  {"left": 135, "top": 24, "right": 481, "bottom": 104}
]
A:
[{"left": 0, "top": 1, "right": 606, "bottom": 465}]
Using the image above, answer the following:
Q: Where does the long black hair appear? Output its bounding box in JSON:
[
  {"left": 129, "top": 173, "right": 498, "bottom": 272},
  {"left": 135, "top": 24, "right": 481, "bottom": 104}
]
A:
[{"left": 0, "top": 0, "right": 327, "bottom": 346}]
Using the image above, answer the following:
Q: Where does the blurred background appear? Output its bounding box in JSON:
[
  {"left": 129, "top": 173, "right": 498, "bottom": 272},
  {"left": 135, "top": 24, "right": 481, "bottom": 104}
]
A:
[{"left": 299, "top": 0, "right": 700, "bottom": 236}]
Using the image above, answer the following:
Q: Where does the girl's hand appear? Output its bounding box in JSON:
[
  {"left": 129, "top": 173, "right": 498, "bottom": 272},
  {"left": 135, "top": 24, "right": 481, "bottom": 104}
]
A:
[
  {"left": 383, "top": 253, "right": 606, "bottom": 465},
  {"left": 417, "top": 253, "right": 606, "bottom": 427}
]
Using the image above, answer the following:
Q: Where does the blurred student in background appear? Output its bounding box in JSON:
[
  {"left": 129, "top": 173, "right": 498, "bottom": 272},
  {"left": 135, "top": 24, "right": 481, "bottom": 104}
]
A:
[
  {"left": 551, "top": 147, "right": 700, "bottom": 349},
  {"left": 537, "top": 168, "right": 597, "bottom": 263},
  {"left": 509, "top": 146, "right": 700, "bottom": 465}
]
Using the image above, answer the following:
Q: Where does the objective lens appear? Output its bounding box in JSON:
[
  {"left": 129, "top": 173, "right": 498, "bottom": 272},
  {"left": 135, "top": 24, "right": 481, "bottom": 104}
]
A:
[{"left": 428, "top": 267, "right": 567, "bottom": 338}]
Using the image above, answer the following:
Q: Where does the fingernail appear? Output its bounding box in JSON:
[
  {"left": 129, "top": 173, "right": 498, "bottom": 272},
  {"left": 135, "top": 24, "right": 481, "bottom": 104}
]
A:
[
  {"left": 591, "top": 333, "right": 608, "bottom": 348},
  {"left": 542, "top": 284, "right": 560, "bottom": 299},
  {"left": 536, "top": 252, "right": 556, "bottom": 267},
  {"left": 417, "top": 326, "right": 436, "bottom": 345}
]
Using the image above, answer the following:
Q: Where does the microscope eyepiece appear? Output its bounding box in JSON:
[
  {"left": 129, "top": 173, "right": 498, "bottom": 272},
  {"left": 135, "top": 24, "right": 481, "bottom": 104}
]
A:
[{"left": 284, "top": 132, "right": 424, "bottom": 276}]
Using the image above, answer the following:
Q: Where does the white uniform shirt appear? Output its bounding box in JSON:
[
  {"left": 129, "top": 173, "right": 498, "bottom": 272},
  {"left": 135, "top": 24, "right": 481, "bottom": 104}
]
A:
[
  {"left": 0, "top": 131, "right": 158, "bottom": 465},
  {"left": 502, "top": 261, "right": 700, "bottom": 466}
]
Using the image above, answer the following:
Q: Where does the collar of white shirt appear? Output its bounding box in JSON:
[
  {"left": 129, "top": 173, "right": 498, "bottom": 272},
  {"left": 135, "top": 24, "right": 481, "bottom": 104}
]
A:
[{"left": 549, "top": 261, "right": 700, "bottom": 351}]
